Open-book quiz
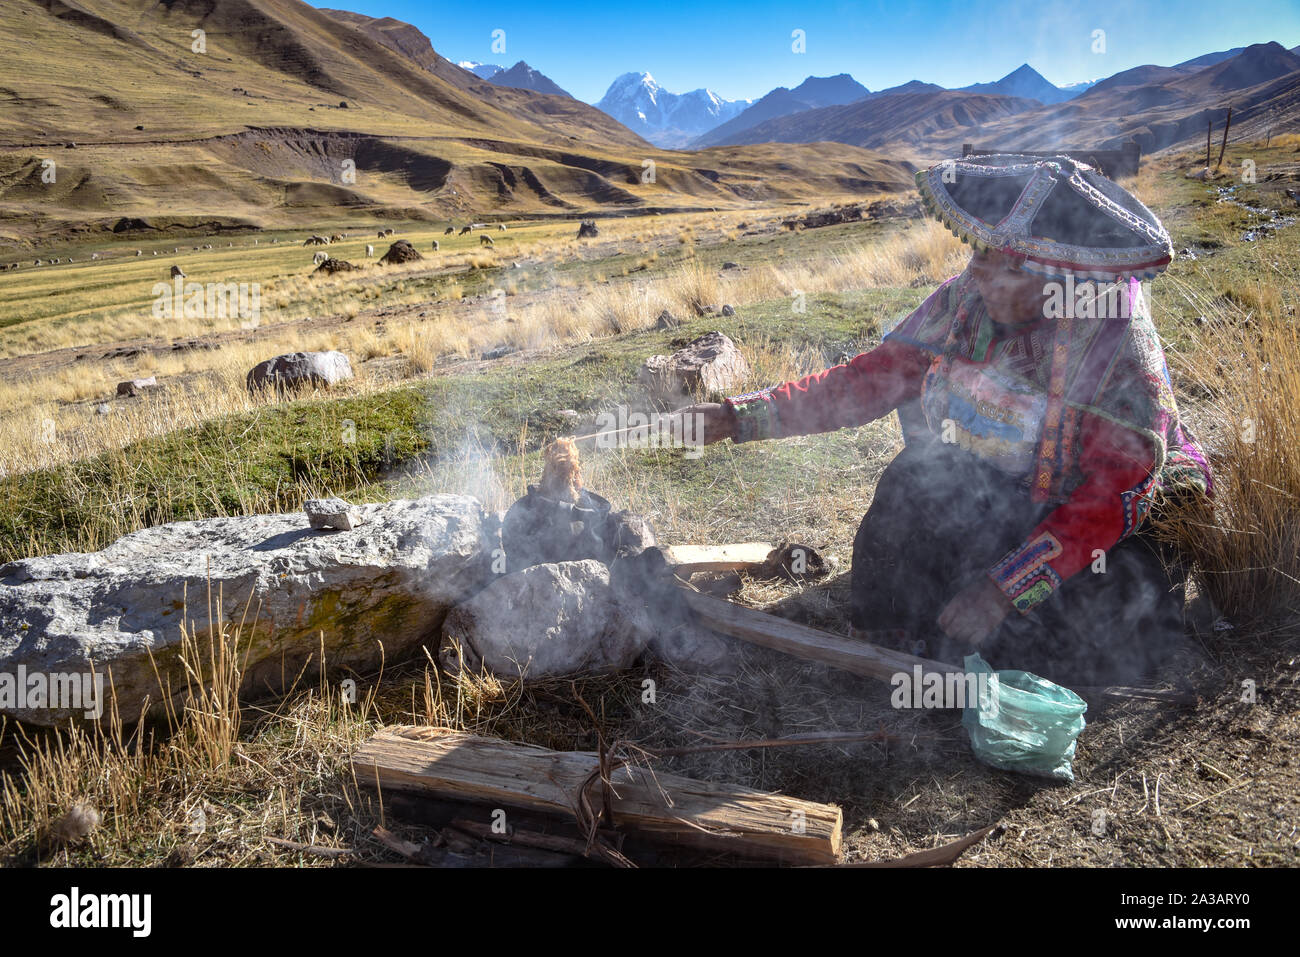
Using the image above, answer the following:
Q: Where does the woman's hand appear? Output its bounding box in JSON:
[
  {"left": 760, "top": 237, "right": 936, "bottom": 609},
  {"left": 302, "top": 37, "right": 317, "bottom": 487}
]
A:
[
  {"left": 937, "top": 577, "right": 1015, "bottom": 650},
  {"left": 673, "top": 402, "right": 737, "bottom": 446}
]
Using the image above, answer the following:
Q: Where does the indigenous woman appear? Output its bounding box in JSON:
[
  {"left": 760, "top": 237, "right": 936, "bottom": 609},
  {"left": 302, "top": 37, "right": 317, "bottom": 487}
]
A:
[{"left": 684, "top": 155, "right": 1212, "bottom": 686}]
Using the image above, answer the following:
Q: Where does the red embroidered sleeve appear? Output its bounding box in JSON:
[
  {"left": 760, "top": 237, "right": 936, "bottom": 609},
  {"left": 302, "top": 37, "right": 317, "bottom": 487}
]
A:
[
  {"left": 725, "top": 340, "right": 930, "bottom": 441},
  {"left": 989, "top": 414, "right": 1158, "bottom": 613}
]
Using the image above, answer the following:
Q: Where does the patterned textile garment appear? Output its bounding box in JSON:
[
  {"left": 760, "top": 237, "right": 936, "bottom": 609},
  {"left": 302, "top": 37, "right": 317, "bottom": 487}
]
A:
[{"left": 725, "top": 268, "right": 1212, "bottom": 619}]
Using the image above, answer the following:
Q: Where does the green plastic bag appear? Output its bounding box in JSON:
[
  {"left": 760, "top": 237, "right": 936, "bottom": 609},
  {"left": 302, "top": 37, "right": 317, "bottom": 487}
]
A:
[{"left": 961, "top": 654, "right": 1088, "bottom": 782}]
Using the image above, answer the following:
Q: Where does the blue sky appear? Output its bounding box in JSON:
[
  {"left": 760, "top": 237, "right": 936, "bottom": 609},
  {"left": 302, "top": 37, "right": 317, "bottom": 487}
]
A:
[{"left": 309, "top": 0, "right": 1300, "bottom": 103}]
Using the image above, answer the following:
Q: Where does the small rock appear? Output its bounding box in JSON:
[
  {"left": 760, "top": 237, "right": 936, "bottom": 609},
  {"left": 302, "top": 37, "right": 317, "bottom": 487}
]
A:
[
  {"left": 313, "top": 257, "right": 358, "bottom": 275},
  {"left": 47, "top": 802, "right": 100, "bottom": 846},
  {"left": 722, "top": 261, "right": 740, "bottom": 270},
  {"left": 93, "top": 403, "right": 111, "bottom": 415},
  {"left": 439, "top": 560, "right": 654, "bottom": 679},
  {"left": 644, "top": 622, "right": 741, "bottom": 676},
  {"left": 720, "top": 304, "right": 736, "bottom": 316},
  {"left": 481, "top": 344, "right": 516, "bottom": 361},
  {"left": 115, "top": 376, "right": 157, "bottom": 397},
  {"left": 305, "top": 497, "right": 364, "bottom": 531},
  {"left": 654, "top": 309, "right": 679, "bottom": 330}
]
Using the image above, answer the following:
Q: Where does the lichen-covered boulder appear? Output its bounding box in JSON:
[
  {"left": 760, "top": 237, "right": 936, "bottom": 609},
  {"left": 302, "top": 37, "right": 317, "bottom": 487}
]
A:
[{"left": 0, "top": 495, "right": 494, "bottom": 725}]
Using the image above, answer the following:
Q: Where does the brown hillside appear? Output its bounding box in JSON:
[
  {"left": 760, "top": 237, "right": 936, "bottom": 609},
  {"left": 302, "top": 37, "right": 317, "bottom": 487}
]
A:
[{"left": 0, "top": 0, "right": 916, "bottom": 241}]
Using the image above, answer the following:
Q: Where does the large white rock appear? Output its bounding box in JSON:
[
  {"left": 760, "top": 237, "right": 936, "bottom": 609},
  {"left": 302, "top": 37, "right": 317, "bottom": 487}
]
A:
[
  {"left": 0, "top": 495, "right": 493, "bottom": 725},
  {"left": 246, "top": 350, "right": 353, "bottom": 394},
  {"left": 439, "top": 560, "right": 655, "bottom": 680},
  {"left": 638, "top": 332, "right": 749, "bottom": 404}
]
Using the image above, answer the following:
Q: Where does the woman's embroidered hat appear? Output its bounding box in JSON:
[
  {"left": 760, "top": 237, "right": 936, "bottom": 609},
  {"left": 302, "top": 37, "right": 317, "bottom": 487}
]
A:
[{"left": 916, "top": 154, "right": 1173, "bottom": 280}]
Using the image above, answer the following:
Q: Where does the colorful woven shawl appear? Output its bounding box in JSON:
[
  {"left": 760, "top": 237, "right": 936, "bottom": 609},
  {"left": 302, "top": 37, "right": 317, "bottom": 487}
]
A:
[{"left": 885, "top": 270, "right": 1212, "bottom": 507}]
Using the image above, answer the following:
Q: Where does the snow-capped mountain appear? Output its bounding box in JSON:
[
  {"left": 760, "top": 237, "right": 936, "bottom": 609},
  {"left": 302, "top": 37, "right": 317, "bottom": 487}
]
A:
[
  {"left": 459, "top": 61, "right": 503, "bottom": 80},
  {"left": 595, "top": 73, "right": 751, "bottom": 148},
  {"left": 1058, "top": 79, "right": 1098, "bottom": 96}
]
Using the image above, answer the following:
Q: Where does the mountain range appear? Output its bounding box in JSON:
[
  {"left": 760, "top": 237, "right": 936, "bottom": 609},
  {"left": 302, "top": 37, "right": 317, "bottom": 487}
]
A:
[
  {"left": 958, "top": 63, "right": 1083, "bottom": 105},
  {"left": 0, "top": 0, "right": 1295, "bottom": 248},
  {"left": 701, "top": 41, "right": 1300, "bottom": 160},
  {"left": 691, "top": 74, "right": 870, "bottom": 148},
  {"left": 0, "top": 0, "right": 916, "bottom": 243},
  {"left": 608, "top": 47, "right": 1300, "bottom": 152},
  {"left": 453, "top": 61, "right": 571, "bottom": 97}
]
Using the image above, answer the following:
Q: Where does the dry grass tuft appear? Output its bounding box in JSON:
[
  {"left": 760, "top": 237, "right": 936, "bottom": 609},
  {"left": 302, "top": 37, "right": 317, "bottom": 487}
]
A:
[{"left": 1155, "top": 271, "right": 1300, "bottom": 628}]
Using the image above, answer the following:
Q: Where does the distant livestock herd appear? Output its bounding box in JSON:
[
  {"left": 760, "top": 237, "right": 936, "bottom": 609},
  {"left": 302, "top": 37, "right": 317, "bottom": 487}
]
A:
[{"left": 1, "top": 219, "right": 609, "bottom": 273}]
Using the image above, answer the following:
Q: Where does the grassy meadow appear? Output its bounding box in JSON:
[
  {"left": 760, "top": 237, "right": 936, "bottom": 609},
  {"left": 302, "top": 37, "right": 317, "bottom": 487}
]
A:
[{"left": 2, "top": 138, "right": 1299, "bottom": 867}]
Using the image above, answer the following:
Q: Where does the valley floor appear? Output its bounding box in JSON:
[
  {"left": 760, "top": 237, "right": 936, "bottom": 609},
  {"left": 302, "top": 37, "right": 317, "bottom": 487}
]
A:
[{"left": 2, "top": 142, "right": 1299, "bottom": 867}]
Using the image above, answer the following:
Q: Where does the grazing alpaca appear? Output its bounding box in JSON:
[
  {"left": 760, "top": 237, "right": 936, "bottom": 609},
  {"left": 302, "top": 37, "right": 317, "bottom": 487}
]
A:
[{"left": 480, "top": 234, "right": 494, "bottom": 247}]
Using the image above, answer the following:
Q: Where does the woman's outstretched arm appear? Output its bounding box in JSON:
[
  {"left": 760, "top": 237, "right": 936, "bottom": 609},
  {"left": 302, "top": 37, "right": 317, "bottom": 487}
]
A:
[{"left": 722, "top": 339, "right": 931, "bottom": 442}]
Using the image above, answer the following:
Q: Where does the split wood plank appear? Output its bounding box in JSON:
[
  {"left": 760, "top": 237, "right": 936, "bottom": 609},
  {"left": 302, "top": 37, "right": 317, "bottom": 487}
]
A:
[
  {"left": 660, "top": 542, "right": 774, "bottom": 575},
  {"left": 352, "top": 726, "right": 842, "bottom": 865},
  {"left": 680, "top": 586, "right": 960, "bottom": 682}
]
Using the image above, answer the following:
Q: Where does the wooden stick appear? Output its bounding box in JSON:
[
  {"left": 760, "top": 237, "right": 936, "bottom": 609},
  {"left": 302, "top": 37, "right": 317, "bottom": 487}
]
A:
[
  {"left": 1074, "top": 685, "right": 1198, "bottom": 706},
  {"left": 680, "top": 586, "right": 961, "bottom": 682},
  {"left": 352, "top": 726, "right": 843, "bottom": 865},
  {"left": 451, "top": 818, "right": 629, "bottom": 865},
  {"left": 373, "top": 823, "right": 580, "bottom": 868},
  {"left": 650, "top": 728, "right": 948, "bottom": 756},
  {"left": 1216, "top": 106, "right": 1233, "bottom": 171},
  {"left": 568, "top": 424, "right": 648, "bottom": 444},
  {"left": 660, "top": 542, "right": 775, "bottom": 574},
  {"left": 264, "top": 836, "right": 354, "bottom": 858},
  {"left": 833, "top": 824, "right": 1001, "bottom": 868},
  {"left": 371, "top": 825, "right": 428, "bottom": 863},
  {"left": 685, "top": 589, "right": 1189, "bottom": 704}
]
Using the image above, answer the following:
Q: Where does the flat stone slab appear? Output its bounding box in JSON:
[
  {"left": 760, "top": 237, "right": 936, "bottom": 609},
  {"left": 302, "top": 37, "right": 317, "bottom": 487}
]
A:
[{"left": 0, "top": 495, "right": 493, "bottom": 725}]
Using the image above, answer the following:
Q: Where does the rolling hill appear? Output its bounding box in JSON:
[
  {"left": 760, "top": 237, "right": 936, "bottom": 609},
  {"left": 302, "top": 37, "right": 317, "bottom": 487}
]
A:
[{"left": 0, "top": 0, "right": 916, "bottom": 245}]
